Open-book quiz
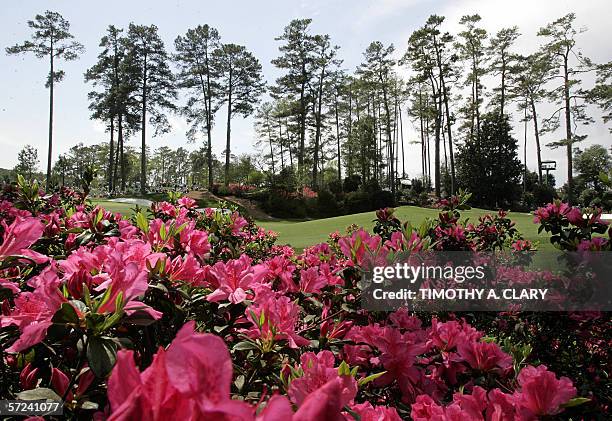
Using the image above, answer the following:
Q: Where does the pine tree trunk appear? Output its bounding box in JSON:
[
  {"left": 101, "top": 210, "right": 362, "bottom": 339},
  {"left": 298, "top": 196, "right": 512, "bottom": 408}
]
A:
[
  {"left": 267, "top": 119, "right": 276, "bottom": 177},
  {"left": 334, "top": 89, "right": 341, "bottom": 181},
  {"left": 108, "top": 115, "right": 115, "bottom": 194},
  {"left": 118, "top": 113, "right": 125, "bottom": 191},
  {"left": 500, "top": 56, "right": 506, "bottom": 117},
  {"left": 140, "top": 54, "right": 147, "bottom": 196},
  {"left": 224, "top": 68, "right": 233, "bottom": 186},
  {"left": 47, "top": 43, "right": 54, "bottom": 187},
  {"left": 563, "top": 55, "right": 573, "bottom": 203},
  {"left": 298, "top": 68, "right": 306, "bottom": 184},
  {"left": 278, "top": 119, "right": 285, "bottom": 170},
  {"left": 530, "top": 99, "right": 543, "bottom": 184},
  {"left": 312, "top": 71, "right": 325, "bottom": 189}
]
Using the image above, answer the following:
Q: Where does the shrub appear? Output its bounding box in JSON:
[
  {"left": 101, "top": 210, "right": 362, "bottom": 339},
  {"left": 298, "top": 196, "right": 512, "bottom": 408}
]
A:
[
  {"left": 344, "top": 190, "right": 370, "bottom": 213},
  {"left": 316, "top": 189, "right": 340, "bottom": 217},
  {"left": 328, "top": 179, "right": 343, "bottom": 195},
  {"left": 0, "top": 179, "right": 605, "bottom": 419},
  {"left": 343, "top": 174, "right": 361, "bottom": 192},
  {"left": 369, "top": 188, "right": 394, "bottom": 209}
]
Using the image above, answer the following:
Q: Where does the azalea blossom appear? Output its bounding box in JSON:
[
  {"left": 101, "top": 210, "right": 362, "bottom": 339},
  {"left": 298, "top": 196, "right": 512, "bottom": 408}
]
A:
[
  {"left": 0, "top": 215, "right": 47, "bottom": 263},
  {"left": 107, "top": 321, "right": 253, "bottom": 420},
  {"left": 244, "top": 294, "right": 309, "bottom": 348},
  {"left": 206, "top": 255, "right": 268, "bottom": 304},
  {"left": 288, "top": 351, "right": 357, "bottom": 407},
  {"left": 513, "top": 365, "right": 577, "bottom": 416}
]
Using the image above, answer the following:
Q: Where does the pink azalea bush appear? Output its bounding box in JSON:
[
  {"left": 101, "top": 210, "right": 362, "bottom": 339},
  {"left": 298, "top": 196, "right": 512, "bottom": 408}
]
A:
[{"left": 0, "top": 182, "right": 608, "bottom": 419}]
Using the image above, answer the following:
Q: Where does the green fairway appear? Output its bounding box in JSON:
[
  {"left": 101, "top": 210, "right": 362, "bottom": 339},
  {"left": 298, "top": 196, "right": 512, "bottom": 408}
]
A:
[
  {"left": 257, "top": 206, "right": 553, "bottom": 251},
  {"left": 91, "top": 199, "right": 552, "bottom": 251},
  {"left": 92, "top": 200, "right": 141, "bottom": 216}
]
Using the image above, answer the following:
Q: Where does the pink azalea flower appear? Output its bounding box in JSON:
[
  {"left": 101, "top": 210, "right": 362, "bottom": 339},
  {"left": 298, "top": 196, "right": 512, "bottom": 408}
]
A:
[
  {"left": 486, "top": 388, "right": 518, "bottom": 420},
  {"left": 154, "top": 201, "right": 178, "bottom": 218},
  {"left": 427, "top": 319, "right": 482, "bottom": 352},
  {"left": 411, "top": 394, "right": 446, "bottom": 420},
  {"left": 566, "top": 207, "right": 583, "bottom": 226},
  {"left": 118, "top": 220, "right": 140, "bottom": 240},
  {"left": 288, "top": 351, "right": 357, "bottom": 407},
  {"left": 206, "top": 255, "right": 268, "bottom": 304},
  {"left": 42, "top": 212, "right": 62, "bottom": 237},
  {"left": 348, "top": 402, "right": 402, "bottom": 421},
  {"left": 0, "top": 216, "right": 47, "bottom": 263},
  {"left": 0, "top": 278, "right": 20, "bottom": 294},
  {"left": 178, "top": 224, "right": 210, "bottom": 256},
  {"left": 338, "top": 229, "right": 381, "bottom": 266},
  {"left": 65, "top": 210, "right": 90, "bottom": 229},
  {"left": 369, "top": 327, "right": 427, "bottom": 402},
  {"left": 107, "top": 321, "right": 253, "bottom": 421},
  {"left": 389, "top": 308, "right": 423, "bottom": 331},
  {"left": 256, "top": 395, "right": 294, "bottom": 421},
  {"left": 577, "top": 237, "right": 608, "bottom": 251},
  {"left": 95, "top": 250, "right": 150, "bottom": 314},
  {"left": 264, "top": 255, "right": 297, "bottom": 292},
  {"left": 19, "top": 362, "right": 39, "bottom": 389},
  {"left": 293, "top": 378, "right": 351, "bottom": 421},
  {"left": 455, "top": 340, "right": 513, "bottom": 373},
  {"left": 451, "top": 386, "right": 488, "bottom": 419},
  {"left": 51, "top": 367, "right": 72, "bottom": 401},
  {"left": 511, "top": 239, "right": 533, "bottom": 251},
  {"left": 1, "top": 280, "right": 65, "bottom": 352},
  {"left": 320, "top": 306, "right": 353, "bottom": 340},
  {"left": 165, "top": 255, "right": 208, "bottom": 286},
  {"left": 177, "top": 196, "right": 197, "bottom": 209},
  {"left": 244, "top": 294, "right": 309, "bottom": 348},
  {"left": 514, "top": 365, "right": 576, "bottom": 416},
  {"left": 298, "top": 267, "right": 329, "bottom": 294},
  {"left": 230, "top": 212, "right": 249, "bottom": 236}
]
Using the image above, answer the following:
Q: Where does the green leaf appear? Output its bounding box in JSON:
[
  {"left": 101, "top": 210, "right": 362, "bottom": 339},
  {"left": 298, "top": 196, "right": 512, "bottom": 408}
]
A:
[
  {"left": 233, "top": 341, "right": 259, "bottom": 351},
  {"left": 358, "top": 371, "right": 387, "bottom": 386},
  {"left": 94, "top": 285, "right": 113, "bottom": 313},
  {"left": 70, "top": 299, "right": 88, "bottom": 314},
  {"left": 135, "top": 212, "right": 149, "bottom": 233},
  {"left": 121, "top": 307, "right": 159, "bottom": 327},
  {"left": 82, "top": 284, "right": 93, "bottom": 309},
  {"left": 80, "top": 401, "right": 99, "bottom": 410},
  {"left": 337, "top": 360, "right": 351, "bottom": 376},
  {"left": 561, "top": 397, "right": 591, "bottom": 408},
  {"left": 234, "top": 375, "right": 245, "bottom": 391},
  {"left": 16, "top": 387, "right": 62, "bottom": 401},
  {"left": 52, "top": 302, "right": 79, "bottom": 325},
  {"left": 114, "top": 291, "right": 124, "bottom": 312},
  {"left": 87, "top": 336, "right": 118, "bottom": 378}
]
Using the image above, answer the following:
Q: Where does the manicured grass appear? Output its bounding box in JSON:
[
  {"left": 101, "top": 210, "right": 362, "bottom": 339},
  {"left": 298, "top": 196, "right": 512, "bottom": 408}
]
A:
[
  {"left": 257, "top": 206, "right": 554, "bottom": 251},
  {"left": 92, "top": 200, "right": 139, "bottom": 216},
  {"left": 91, "top": 199, "right": 553, "bottom": 251}
]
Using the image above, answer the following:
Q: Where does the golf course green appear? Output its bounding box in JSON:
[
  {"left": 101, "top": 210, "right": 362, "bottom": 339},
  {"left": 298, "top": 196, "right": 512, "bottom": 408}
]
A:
[{"left": 92, "top": 199, "right": 551, "bottom": 251}]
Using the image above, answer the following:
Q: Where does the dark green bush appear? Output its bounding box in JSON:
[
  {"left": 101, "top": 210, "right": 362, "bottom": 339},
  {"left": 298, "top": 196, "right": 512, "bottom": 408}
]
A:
[
  {"left": 343, "top": 175, "right": 361, "bottom": 193},
  {"left": 370, "top": 189, "right": 394, "bottom": 209},
  {"left": 316, "top": 189, "right": 340, "bottom": 217},
  {"left": 344, "top": 190, "right": 370, "bottom": 213}
]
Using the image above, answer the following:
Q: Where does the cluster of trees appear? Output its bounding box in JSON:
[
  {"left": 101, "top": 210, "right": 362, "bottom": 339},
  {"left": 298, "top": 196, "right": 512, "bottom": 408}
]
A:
[
  {"left": 10, "top": 143, "right": 264, "bottom": 194},
  {"left": 6, "top": 10, "right": 612, "bottom": 207},
  {"left": 7, "top": 12, "right": 265, "bottom": 195},
  {"left": 254, "top": 14, "right": 611, "bottom": 207}
]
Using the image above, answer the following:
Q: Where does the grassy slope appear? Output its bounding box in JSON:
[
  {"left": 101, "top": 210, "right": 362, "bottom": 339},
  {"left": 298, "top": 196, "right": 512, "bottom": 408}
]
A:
[
  {"left": 93, "top": 200, "right": 136, "bottom": 215},
  {"left": 258, "top": 206, "right": 553, "bottom": 251},
  {"left": 91, "top": 200, "right": 552, "bottom": 251}
]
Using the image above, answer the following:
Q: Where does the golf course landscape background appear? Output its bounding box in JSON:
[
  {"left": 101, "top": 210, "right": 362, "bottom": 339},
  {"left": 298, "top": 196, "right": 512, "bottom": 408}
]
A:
[{"left": 1, "top": 1, "right": 611, "bottom": 419}]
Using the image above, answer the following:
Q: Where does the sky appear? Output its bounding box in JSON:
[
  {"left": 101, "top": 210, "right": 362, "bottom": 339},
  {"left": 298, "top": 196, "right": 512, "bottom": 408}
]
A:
[{"left": 1, "top": 0, "right": 611, "bottom": 184}]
